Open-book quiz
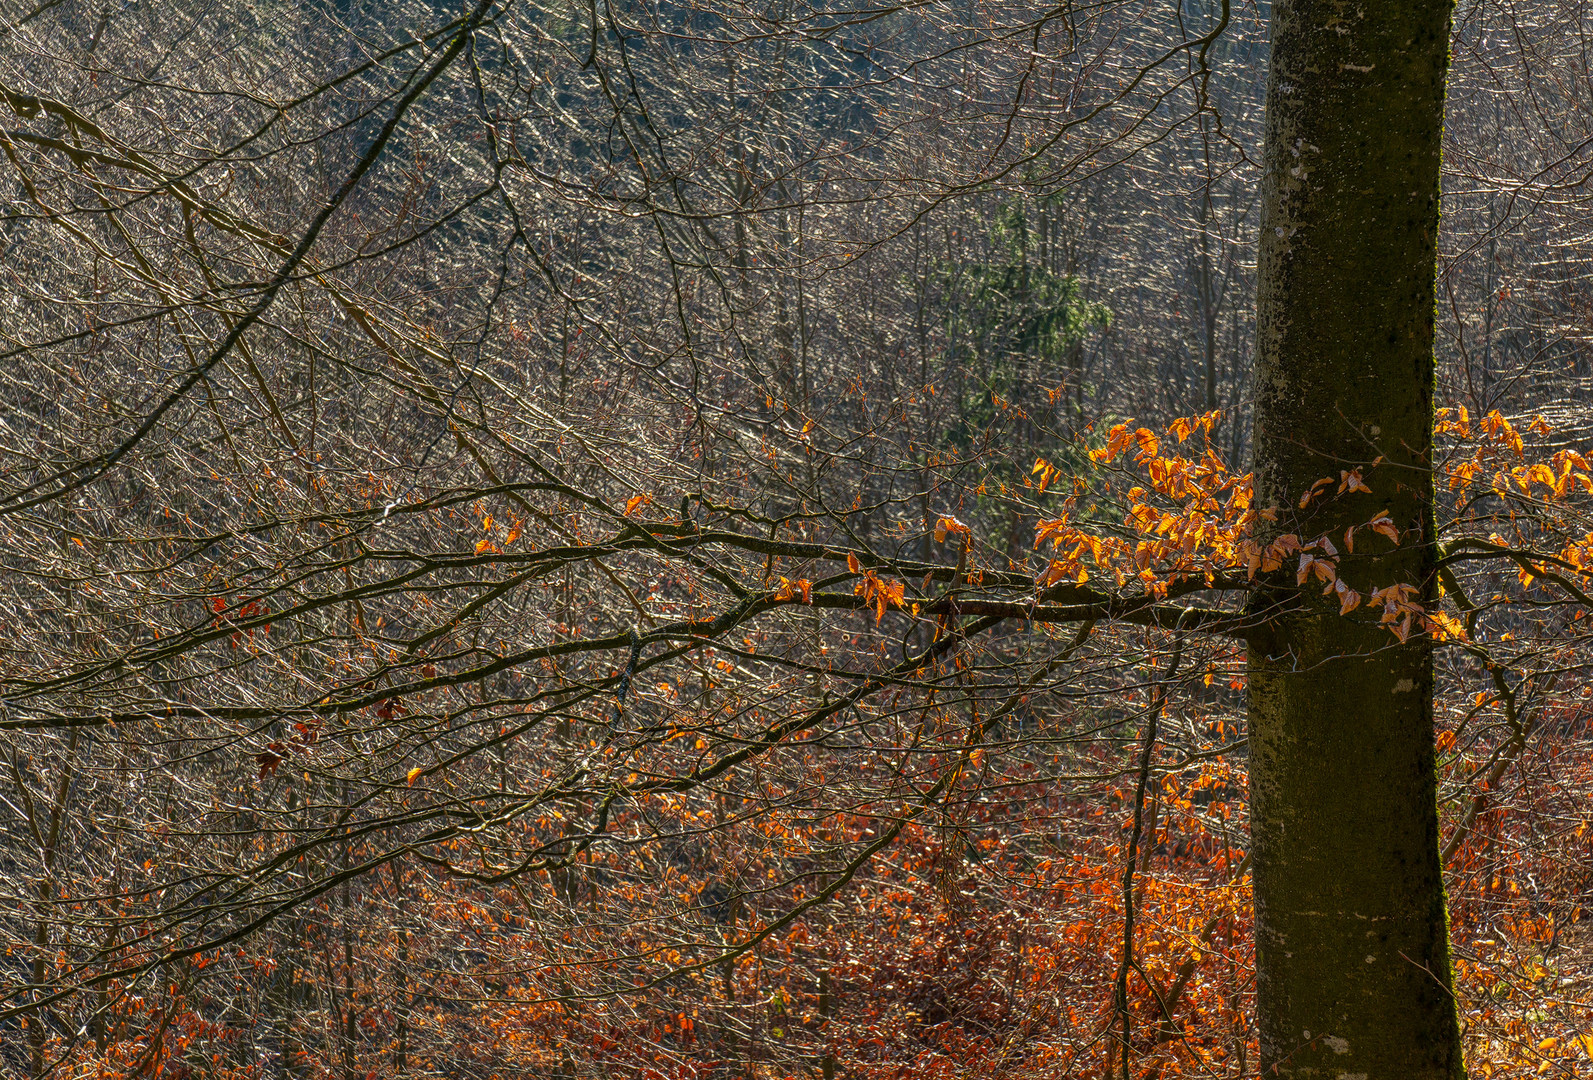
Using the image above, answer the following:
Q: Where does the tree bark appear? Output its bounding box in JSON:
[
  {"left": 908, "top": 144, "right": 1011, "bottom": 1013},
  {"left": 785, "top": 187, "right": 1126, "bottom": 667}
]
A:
[{"left": 1248, "top": 1, "right": 1464, "bottom": 1077}]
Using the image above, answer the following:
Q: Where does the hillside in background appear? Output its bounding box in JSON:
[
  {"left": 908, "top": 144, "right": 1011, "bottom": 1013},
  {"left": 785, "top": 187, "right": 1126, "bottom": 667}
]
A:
[{"left": 0, "top": 1, "right": 1590, "bottom": 1077}]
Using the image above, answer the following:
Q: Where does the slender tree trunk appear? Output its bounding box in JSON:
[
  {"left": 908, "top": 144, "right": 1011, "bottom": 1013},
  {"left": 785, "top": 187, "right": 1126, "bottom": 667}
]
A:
[{"left": 1247, "top": 1, "right": 1464, "bottom": 1077}]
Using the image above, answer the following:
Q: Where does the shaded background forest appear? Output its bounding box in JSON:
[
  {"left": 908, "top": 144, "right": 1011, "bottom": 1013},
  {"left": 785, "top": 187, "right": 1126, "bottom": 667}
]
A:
[{"left": 1, "top": 0, "right": 1591, "bottom": 1077}]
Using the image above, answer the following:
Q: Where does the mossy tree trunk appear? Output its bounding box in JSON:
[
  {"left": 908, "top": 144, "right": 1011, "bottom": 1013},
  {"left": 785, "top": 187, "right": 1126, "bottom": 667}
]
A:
[{"left": 1247, "top": 1, "right": 1464, "bottom": 1076}]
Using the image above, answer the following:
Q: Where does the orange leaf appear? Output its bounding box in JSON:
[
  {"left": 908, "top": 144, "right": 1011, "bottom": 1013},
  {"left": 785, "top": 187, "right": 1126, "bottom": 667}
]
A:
[
  {"left": 1338, "top": 468, "right": 1371, "bottom": 495},
  {"left": 256, "top": 746, "right": 284, "bottom": 778},
  {"left": 935, "top": 515, "right": 971, "bottom": 543},
  {"left": 1299, "top": 477, "right": 1333, "bottom": 509},
  {"left": 1091, "top": 423, "right": 1136, "bottom": 463},
  {"left": 1335, "top": 579, "right": 1362, "bottom": 615},
  {"left": 1297, "top": 553, "right": 1315, "bottom": 586}
]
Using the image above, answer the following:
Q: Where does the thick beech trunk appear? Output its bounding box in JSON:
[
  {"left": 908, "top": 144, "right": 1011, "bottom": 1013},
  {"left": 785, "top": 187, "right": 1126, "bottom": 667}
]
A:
[{"left": 1248, "top": 1, "right": 1464, "bottom": 1076}]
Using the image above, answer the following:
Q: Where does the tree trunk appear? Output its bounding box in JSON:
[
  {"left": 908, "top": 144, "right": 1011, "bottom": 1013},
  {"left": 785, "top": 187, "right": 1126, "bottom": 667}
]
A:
[{"left": 1248, "top": 1, "right": 1464, "bottom": 1077}]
